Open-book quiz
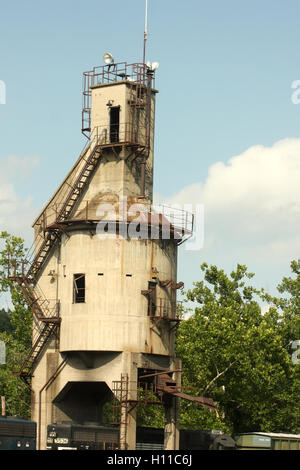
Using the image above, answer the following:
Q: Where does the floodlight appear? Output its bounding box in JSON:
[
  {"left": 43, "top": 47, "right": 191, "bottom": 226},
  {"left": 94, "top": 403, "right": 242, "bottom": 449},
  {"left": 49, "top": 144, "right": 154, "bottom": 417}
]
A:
[{"left": 103, "top": 53, "right": 114, "bottom": 65}]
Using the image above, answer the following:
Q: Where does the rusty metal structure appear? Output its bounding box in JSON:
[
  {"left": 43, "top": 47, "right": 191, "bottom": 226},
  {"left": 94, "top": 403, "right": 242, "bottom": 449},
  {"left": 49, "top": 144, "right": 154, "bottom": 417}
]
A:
[
  {"left": 82, "top": 62, "right": 152, "bottom": 141},
  {"left": 111, "top": 370, "right": 216, "bottom": 450}
]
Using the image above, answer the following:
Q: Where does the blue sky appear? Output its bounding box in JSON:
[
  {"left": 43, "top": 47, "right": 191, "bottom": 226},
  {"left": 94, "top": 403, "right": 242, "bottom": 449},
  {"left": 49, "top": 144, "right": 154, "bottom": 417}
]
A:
[{"left": 1, "top": 0, "right": 300, "bottom": 305}]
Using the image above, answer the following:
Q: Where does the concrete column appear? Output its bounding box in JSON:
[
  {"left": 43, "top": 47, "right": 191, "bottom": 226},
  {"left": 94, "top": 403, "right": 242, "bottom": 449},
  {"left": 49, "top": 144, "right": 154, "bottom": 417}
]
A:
[
  {"left": 164, "top": 396, "right": 180, "bottom": 450},
  {"left": 34, "top": 352, "right": 60, "bottom": 450},
  {"left": 119, "top": 352, "right": 138, "bottom": 450},
  {"left": 123, "top": 400, "right": 137, "bottom": 450},
  {"left": 164, "top": 358, "right": 181, "bottom": 450}
]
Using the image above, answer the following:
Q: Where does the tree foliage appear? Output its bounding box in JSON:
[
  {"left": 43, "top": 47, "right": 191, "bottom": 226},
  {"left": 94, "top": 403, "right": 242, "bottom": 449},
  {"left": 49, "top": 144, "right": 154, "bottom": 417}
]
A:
[
  {"left": 0, "top": 231, "right": 31, "bottom": 418},
  {"left": 0, "top": 309, "right": 12, "bottom": 334},
  {"left": 176, "top": 262, "right": 300, "bottom": 434}
]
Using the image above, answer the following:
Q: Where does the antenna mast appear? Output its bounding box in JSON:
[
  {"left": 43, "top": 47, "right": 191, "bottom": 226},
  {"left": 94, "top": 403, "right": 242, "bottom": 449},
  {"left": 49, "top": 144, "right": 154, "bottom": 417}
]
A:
[{"left": 143, "top": 0, "right": 148, "bottom": 64}]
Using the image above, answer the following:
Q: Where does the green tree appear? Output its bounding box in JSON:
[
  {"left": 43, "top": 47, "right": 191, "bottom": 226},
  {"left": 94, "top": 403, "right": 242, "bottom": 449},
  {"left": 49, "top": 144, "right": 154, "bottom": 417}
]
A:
[
  {"left": 176, "top": 263, "right": 299, "bottom": 434},
  {"left": 267, "top": 259, "right": 300, "bottom": 357},
  {"left": 0, "top": 231, "right": 31, "bottom": 418},
  {"left": 0, "top": 308, "right": 12, "bottom": 334}
]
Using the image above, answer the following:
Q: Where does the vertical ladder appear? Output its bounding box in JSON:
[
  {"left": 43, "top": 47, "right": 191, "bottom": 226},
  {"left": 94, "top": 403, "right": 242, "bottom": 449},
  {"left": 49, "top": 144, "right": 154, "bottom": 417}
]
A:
[
  {"left": 129, "top": 65, "right": 147, "bottom": 147},
  {"left": 112, "top": 374, "right": 129, "bottom": 450}
]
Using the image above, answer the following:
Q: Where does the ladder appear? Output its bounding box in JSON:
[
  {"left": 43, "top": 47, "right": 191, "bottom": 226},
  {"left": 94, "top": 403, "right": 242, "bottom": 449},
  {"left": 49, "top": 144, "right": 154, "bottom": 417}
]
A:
[{"left": 112, "top": 374, "right": 129, "bottom": 450}]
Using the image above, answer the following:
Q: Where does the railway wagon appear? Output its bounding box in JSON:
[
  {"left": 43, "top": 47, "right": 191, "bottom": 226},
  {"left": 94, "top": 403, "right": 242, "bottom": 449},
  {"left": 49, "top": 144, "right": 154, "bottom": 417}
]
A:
[
  {"left": 0, "top": 416, "right": 36, "bottom": 450},
  {"left": 0, "top": 417, "right": 235, "bottom": 450},
  {"left": 46, "top": 423, "right": 235, "bottom": 450},
  {"left": 235, "top": 432, "right": 300, "bottom": 450}
]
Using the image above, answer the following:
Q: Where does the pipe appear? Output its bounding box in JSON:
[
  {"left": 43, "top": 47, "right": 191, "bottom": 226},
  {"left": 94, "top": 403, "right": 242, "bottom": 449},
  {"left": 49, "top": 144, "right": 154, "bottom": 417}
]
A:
[{"left": 38, "top": 358, "right": 67, "bottom": 450}]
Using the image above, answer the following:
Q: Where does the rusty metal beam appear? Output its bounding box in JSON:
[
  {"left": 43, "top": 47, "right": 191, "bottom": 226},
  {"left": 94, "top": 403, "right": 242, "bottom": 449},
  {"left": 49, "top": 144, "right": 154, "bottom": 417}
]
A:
[{"left": 139, "top": 369, "right": 182, "bottom": 380}]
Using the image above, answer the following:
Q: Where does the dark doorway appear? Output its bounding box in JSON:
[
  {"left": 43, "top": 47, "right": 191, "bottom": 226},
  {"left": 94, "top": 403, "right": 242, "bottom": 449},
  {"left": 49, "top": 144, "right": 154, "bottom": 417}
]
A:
[
  {"left": 148, "top": 281, "right": 157, "bottom": 317},
  {"left": 53, "top": 381, "right": 113, "bottom": 425},
  {"left": 110, "top": 106, "right": 120, "bottom": 143}
]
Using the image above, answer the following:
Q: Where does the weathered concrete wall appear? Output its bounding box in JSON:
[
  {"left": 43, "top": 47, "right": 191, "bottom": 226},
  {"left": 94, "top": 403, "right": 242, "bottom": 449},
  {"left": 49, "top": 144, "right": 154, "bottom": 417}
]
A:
[
  {"left": 36, "top": 232, "right": 177, "bottom": 355},
  {"left": 32, "top": 351, "right": 177, "bottom": 450}
]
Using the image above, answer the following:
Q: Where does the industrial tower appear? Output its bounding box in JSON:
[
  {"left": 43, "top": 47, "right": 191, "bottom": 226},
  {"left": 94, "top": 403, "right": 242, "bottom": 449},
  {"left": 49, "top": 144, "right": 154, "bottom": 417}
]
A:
[{"left": 8, "top": 57, "right": 214, "bottom": 450}]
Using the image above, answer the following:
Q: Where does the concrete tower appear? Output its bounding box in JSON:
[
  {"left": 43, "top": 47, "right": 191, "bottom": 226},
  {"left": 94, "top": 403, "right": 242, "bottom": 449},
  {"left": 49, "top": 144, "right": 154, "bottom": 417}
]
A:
[{"left": 9, "top": 59, "right": 206, "bottom": 450}]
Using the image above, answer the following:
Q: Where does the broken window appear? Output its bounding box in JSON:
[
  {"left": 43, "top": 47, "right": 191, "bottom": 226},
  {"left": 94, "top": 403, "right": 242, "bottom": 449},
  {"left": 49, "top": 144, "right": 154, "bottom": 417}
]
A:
[
  {"left": 73, "top": 274, "right": 85, "bottom": 303},
  {"left": 110, "top": 106, "right": 120, "bottom": 143}
]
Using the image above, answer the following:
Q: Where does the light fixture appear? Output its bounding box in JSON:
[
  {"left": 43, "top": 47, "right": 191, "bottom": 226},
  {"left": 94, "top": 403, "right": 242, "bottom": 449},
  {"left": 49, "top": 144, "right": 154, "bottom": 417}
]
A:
[
  {"left": 146, "top": 61, "right": 159, "bottom": 71},
  {"left": 103, "top": 53, "right": 114, "bottom": 65}
]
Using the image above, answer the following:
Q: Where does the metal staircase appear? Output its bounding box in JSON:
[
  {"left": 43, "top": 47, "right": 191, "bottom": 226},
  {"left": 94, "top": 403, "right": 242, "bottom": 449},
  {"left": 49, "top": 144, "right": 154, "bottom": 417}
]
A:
[
  {"left": 27, "top": 139, "right": 103, "bottom": 280},
  {"left": 18, "top": 322, "right": 59, "bottom": 383},
  {"left": 55, "top": 145, "right": 102, "bottom": 222},
  {"left": 8, "top": 263, "right": 60, "bottom": 382}
]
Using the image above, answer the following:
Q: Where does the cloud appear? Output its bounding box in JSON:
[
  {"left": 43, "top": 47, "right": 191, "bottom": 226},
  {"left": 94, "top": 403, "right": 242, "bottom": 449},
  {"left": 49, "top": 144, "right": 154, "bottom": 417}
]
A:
[
  {"left": 0, "top": 154, "right": 39, "bottom": 244},
  {"left": 1, "top": 154, "right": 40, "bottom": 182},
  {"left": 155, "top": 138, "right": 300, "bottom": 292}
]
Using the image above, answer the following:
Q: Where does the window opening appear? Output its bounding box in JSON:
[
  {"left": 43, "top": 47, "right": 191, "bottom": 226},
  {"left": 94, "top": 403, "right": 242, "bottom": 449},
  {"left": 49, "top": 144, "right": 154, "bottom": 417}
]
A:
[{"left": 73, "top": 273, "right": 85, "bottom": 303}]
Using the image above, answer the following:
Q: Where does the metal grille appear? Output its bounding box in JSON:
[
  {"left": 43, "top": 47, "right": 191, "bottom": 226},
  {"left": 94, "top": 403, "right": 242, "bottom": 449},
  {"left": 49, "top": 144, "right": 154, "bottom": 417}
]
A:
[
  {"left": 0, "top": 423, "right": 36, "bottom": 438},
  {"left": 136, "top": 442, "right": 164, "bottom": 450},
  {"left": 72, "top": 428, "right": 119, "bottom": 444}
]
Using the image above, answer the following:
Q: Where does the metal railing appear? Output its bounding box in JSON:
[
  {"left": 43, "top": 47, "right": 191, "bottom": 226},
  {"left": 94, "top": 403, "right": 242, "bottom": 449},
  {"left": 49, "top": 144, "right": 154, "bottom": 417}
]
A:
[
  {"left": 36, "top": 199, "right": 193, "bottom": 241},
  {"left": 148, "top": 297, "right": 183, "bottom": 321},
  {"left": 7, "top": 259, "right": 60, "bottom": 321},
  {"left": 91, "top": 122, "right": 147, "bottom": 148},
  {"left": 82, "top": 62, "right": 154, "bottom": 137},
  {"left": 83, "top": 62, "right": 149, "bottom": 93}
]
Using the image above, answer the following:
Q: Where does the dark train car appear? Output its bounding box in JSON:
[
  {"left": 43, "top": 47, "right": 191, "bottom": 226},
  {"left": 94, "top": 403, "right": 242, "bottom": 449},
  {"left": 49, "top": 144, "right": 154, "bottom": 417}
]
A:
[
  {"left": 0, "top": 416, "right": 36, "bottom": 450},
  {"left": 46, "top": 422, "right": 234, "bottom": 451},
  {"left": 0, "top": 418, "right": 234, "bottom": 451},
  {"left": 46, "top": 422, "right": 119, "bottom": 450},
  {"left": 136, "top": 427, "right": 164, "bottom": 450}
]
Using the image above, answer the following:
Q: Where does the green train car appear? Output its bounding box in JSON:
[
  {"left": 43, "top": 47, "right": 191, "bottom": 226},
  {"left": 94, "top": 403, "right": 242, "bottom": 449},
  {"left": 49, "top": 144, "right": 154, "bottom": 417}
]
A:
[{"left": 235, "top": 432, "right": 300, "bottom": 450}]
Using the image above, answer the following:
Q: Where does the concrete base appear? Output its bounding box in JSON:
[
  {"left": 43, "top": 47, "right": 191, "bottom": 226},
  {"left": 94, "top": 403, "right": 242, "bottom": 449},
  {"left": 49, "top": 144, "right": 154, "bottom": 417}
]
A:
[{"left": 31, "top": 350, "right": 181, "bottom": 450}]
